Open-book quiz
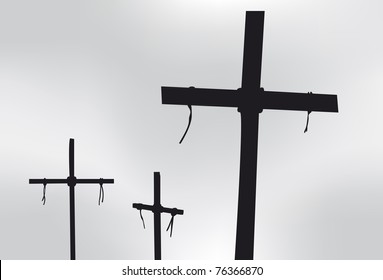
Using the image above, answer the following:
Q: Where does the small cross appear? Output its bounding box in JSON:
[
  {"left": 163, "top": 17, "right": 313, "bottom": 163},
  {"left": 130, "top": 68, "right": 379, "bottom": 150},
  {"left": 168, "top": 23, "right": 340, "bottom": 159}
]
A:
[
  {"left": 133, "top": 172, "right": 184, "bottom": 260},
  {"left": 29, "top": 138, "right": 114, "bottom": 260}
]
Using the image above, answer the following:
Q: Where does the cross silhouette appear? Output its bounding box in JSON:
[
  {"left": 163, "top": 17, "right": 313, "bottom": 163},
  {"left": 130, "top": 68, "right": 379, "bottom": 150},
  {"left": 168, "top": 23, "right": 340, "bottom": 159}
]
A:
[
  {"left": 133, "top": 172, "right": 184, "bottom": 260},
  {"left": 161, "top": 11, "right": 338, "bottom": 259},
  {"left": 29, "top": 138, "right": 114, "bottom": 260}
]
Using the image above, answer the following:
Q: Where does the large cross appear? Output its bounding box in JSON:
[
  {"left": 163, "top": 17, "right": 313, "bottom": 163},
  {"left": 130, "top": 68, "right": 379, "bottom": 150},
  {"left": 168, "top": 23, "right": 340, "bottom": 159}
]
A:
[
  {"left": 29, "top": 138, "right": 114, "bottom": 260},
  {"left": 161, "top": 11, "right": 338, "bottom": 260},
  {"left": 133, "top": 172, "right": 184, "bottom": 260}
]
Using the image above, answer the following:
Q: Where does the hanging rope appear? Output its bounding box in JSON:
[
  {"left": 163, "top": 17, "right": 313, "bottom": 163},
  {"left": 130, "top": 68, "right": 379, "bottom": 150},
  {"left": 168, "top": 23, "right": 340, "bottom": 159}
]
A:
[
  {"left": 304, "top": 92, "right": 313, "bottom": 133},
  {"left": 41, "top": 180, "right": 47, "bottom": 205},
  {"left": 166, "top": 213, "right": 176, "bottom": 237},
  {"left": 139, "top": 209, "right": 146, "bottom": 229},
  {"left": 98, "top": 180, "right": 104, "bottom": 205},
  {"left": 179, "top": 105, "right": 192, "bottom": 144}
]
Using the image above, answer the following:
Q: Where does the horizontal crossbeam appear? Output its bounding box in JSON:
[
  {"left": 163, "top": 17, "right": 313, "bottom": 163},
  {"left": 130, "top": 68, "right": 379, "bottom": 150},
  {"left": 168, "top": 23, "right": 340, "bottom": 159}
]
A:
[
  {"left": 262, "top": 90, "right": 338, "bottom": 112},
  {"left": 162, "top": 86, "right": 338, "bottom": 112},
  {"left": 30, "top": 179, "right": 68, "bottom": 184},
  {"left": 162, "top": 87, "right": 238, "bottom": 107},
  {"left": 29, "top": 178, "right": 114, "bottom": 184},
  {"left": 132, "top": 203, "right": 184, "bottom": 215}
]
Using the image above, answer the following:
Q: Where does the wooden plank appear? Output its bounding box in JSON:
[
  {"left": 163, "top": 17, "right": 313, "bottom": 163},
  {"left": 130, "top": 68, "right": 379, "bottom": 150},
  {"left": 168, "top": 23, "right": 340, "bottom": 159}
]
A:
[
  {"left": 29, "top": 178, "right": 68, "bottom": 184},
  {"left": 241, "top": 11, "right": 264, "bottom": 89},
  {"left": 161, "top": 206, "right": 184, "bottom": 215},
  {"left": 69, "top": 138, "right": 74, "bottom": 177},
  {"left": 262, "top": 91, "right": 338, "bottom": 112},
  {"left": 132, "top": 203, "right": 155, "bottom": 212},
  {"left": 76, "top": 179, "right": 114, "bottom": 184},
  {"left": 162, "top": 86, "right": 238, "bottom": 107}
]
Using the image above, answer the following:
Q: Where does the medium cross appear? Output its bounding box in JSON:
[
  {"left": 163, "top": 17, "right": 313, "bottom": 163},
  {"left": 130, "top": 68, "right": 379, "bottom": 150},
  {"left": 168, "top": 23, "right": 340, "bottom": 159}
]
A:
[
  {"left": 29, "top": 138, "right": 114, "bottom": 260},
  {"left": 162, "top": 11, "right": 338, "bottom": 260},
  {"left": 133, "top": 172, "right": 184, "bottom": 260}
]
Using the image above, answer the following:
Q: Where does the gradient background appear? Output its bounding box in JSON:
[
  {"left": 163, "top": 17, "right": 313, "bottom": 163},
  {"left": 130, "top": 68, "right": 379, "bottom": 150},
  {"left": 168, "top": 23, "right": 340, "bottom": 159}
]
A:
[{"left": 1, "top": 0, "right": 382, "bottom": 260}]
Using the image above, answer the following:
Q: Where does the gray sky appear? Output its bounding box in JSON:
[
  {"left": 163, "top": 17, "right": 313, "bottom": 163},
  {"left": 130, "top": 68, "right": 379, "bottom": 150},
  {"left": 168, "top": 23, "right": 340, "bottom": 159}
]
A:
[{"left": 1, "top": 0, "right": 383, "bottom": 259}]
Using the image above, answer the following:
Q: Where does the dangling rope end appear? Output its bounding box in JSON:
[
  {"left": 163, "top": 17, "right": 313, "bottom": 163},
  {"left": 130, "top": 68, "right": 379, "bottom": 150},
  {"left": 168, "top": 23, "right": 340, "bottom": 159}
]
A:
[
  {"left": 139, "top": 209, "right": 146, "bottom": 229},
  {"left": 304, "top": 92, "right": 313, "bottom": 133},
  {"left": 179, "top": 105, "right": 192, "bottom": 144},
  {"left": 304, "top": 112, "right": 311, "bottom": 133},
  {"left": 98, "top": 180, "right": 104, "bottom": 205},
  {"left": 42, "top": 180, "right": 47, "bottom": 205},
  {"left": 166, "top": 214, "right": 176, "bottom": 237}
]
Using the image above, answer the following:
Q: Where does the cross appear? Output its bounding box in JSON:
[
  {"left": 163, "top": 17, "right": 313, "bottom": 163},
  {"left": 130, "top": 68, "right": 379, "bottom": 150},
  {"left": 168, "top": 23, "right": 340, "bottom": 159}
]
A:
[
  {"left": 29, "top": 138, "right": 114, "bottom": 260},
  {"left": 133, "top": 172, "right": 184, "bottom": 260},
  {"left": 161, "top": 11, "right": 338, "bottom": 260}
]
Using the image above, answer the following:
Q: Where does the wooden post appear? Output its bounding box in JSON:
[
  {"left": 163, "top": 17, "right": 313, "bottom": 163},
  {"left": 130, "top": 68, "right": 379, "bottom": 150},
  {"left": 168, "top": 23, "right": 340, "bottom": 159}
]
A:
[
  {"left": 29, "top": 139, "right": 114, "bottom": 260},
  {"left": 133, "top": 172, "right": 184, "bottom": 260},
  {"left": 161, "top": 11, "right": 338, "bottom": 259},
  {"left": 153, "top": 172, "right": 162, "bottom": 260}
]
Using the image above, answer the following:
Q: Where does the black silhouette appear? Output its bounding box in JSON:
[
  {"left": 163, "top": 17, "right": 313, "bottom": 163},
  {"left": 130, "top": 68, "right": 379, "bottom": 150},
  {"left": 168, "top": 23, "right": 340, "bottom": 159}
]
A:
[
  {"left": 29, "top": 138, "right": 114, "bottom": 260},
  {"left": 133, "top": 172, "right": 184, "bottom": 260},
  {"left": 179, "top": 104, "right": 192, "bottom": 144},
  {"left": 162, "top": 11, "right": 338, "bottom": 260}
]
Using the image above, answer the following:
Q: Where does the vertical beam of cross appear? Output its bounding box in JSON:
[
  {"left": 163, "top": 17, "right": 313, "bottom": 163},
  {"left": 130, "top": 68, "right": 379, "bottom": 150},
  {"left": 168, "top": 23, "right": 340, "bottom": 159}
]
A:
[
  {"left": 235, "top": 11, "right": 264, "bottom": 261},
  {"left": 161, "top": 11, "right": 338, "bottom": 259},
  {"left": 133, "top": 172, "right": 184, "bottom": 260},
  {"left": 68, "top": 139, "right": 76, "bottom": 260},
  {"left": 29, "top": 138, "right": 114, "bottom": 260},
  {"left": 153, "top": 172, "right": 162, "bottom": 260}
]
